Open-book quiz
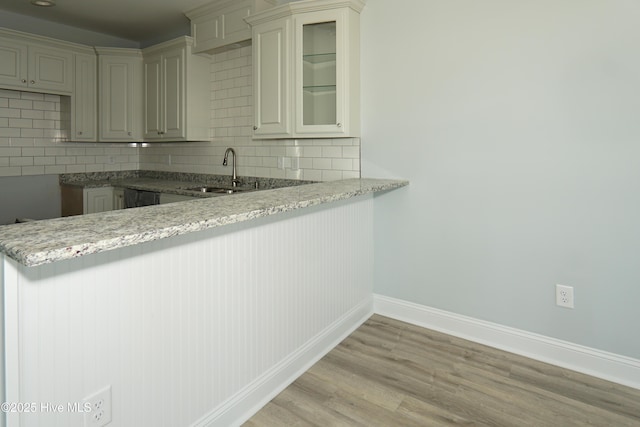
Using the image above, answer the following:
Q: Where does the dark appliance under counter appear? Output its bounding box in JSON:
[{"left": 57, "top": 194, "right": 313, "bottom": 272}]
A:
[{"left": 124, "top": 188, "right": 160, "bottom": 208}]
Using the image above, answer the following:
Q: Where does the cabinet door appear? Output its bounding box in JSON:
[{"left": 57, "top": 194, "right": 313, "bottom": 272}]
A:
[
  {"left": 253, "top": 18, "right": 291, "bottom": 137},
  {"left": 188, "top": 0, "right": 263, "bottom": 54},
  {"left": 144, "top": 48, "right": 185, "bottom": 140},
  {"left": 143, "top": 54, "right": 163, "bottom": 139},
  {"left": 113, "top": 188, "right": 125, "bottom": 210},
  {"left": 83, "top": 187, "right": 114, "bottom": 214},
  {"left": 99, "top": 54, "right": 143, "bottom": 141},
  {"left": 28, "top": 44, "right": 73, "bottom": 94},
  {"left": 162, "top": 47, "right": 186, "bottom": 139},
  {"left": 72, "top": 53, "right": 97, "bottom": 141},
  {"left": 220, "top": 2, "right": 255, "bottom": 45},
  {"left": 0, "top": 38, "right": 28, "bottom": 90},
  {"left": 294, "top": 9, "right": 346, "bottom": 136},
  {"left": 60, "top": 185, "right": 83, "bottom": 217}
]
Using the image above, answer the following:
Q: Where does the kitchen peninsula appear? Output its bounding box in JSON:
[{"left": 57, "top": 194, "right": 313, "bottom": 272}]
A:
[{"left": 0, "top": 178, "right": 406, "bottom": 427}]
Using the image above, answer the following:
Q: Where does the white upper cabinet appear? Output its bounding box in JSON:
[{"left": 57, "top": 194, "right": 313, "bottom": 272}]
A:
[
  {"left": 252, "top": 17, "right": 291, "bottom": 137},
  {"left": 142, "top": 37, "right": 211, "bottom": 141},
  {"left": 0, "top": 39, "right": 28, "bottom": 89},
  {"left": 96, "top": 48, "right": 144, "bottom": 142},
  {"left": 71, "top": 52, "right": 98, "bottom": 141},
  {"left": 185, "top": 0, "right": 276, "bottom": 54},
  {"left": 246, "top": 0, "right": 363, "bottom": 139},
  {"left": 0, "top": 29, "right": 73, "bottom": 95}
]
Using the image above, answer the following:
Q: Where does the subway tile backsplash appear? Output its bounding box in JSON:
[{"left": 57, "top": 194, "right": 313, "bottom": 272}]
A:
[
  {"left": 0, "top": 89, "right": 139, "bottom": 177},
  {"left": 0, "top": 43, "right": 359, "bottom": 181}
]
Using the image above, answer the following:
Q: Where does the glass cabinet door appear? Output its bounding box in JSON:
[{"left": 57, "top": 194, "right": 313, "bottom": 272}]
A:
[
  {"left": 302, "top": 21, "right": 336, "bottom": 126},
  {"left": 248, "top": 0, "right": 360, "bottom": 139},
  {"left": 295, "top": 8, "right": 347, "bottom": 136}
]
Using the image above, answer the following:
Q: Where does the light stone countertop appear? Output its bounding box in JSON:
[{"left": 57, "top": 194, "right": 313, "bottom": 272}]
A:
[{"left": 0, "top": 178, "right": 408, "bottom": 267}]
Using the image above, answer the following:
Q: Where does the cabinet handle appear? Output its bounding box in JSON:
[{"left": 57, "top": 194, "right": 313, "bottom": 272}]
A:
[{"left": 337, "top": 123, "right": 342, "bottom": 127}]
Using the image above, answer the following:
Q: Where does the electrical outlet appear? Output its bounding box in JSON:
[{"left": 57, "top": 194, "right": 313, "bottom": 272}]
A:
[
  {"left": 83, "top": 385, "right": 112, "bottom": 427},
  {"left": 556, "top": 284, "right": 574, "bottom": 308}
]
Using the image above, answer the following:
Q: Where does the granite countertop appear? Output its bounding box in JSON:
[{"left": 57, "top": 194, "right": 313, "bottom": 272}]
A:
[
  {"left": 0, "top": 178, "right": 408, "bottom": 267},
  {"left": 59, "top": 171, "right": 315, "bottom": 198},
  {"left": 64, "top": 177, "right": 240, "bottom": 198}
]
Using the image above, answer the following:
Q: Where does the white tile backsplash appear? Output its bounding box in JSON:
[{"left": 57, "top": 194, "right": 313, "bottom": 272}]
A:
[
  {"left": 1, "top": 42, "right": 360, "bottom": 181},
  {"left": 0, "top": 89, "right": 139, "bottom": 177}
]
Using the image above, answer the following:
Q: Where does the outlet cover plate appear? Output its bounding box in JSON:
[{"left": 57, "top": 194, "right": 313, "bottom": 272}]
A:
[
  {"left": 556, "top": 284, "right": 574, "bottom": 309},
  {"left": 83, "top": 385, "right": 112, "bottom": 427}
]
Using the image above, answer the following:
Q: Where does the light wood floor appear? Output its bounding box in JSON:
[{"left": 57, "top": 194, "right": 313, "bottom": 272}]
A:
[{"left": 244, "top": 314, "right": 640, "bottom": 426}]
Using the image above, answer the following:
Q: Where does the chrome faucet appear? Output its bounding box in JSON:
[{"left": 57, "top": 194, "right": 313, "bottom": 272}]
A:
[{"left": 223, "top": 147, "right": 239, "bottom": 187}]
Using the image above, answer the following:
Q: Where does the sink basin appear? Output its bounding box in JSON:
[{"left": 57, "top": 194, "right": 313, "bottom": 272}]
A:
[{"left": 184, "top": 186, "right": 249, "bottom": 194}]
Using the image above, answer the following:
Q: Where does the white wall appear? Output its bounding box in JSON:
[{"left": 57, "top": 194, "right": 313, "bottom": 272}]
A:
[
  {"left": 362, "top": 0, "right": 640, "bottom": 360},
  {"left": 3, "top": 196, "right": 373, "bottom": 426}
]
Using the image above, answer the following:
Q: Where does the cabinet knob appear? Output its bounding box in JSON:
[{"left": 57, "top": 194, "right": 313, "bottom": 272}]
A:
[
  {"left": 21, "top": 79, "right": 27, "bottom": 84},
  {"left": 30, "top": 80, "right": 35, "bottom": 85},
  {"left": 127, "top": 132, "right": 132, "bottom": 136},
  {"left": 337, "top": 123, "right": 342, "bottom": 127},
  {"left": 253, "top": 126, "right": 258, "bottom": 130},
  {"left": 78, "top": 131, "right": 83, "bottom": 135}
]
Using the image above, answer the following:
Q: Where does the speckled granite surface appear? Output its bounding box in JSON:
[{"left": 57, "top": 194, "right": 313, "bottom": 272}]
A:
[
  {"left": 60, "top": 171, "right": 315, "bottom": 196},
  {"left": 0, "top": 178, "right": 408, "bottom": 267}
]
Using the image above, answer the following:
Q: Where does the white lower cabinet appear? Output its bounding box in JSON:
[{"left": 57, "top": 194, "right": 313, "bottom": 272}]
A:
[{"left": 83, "top": 187, "right": 115, "bottom": 214}]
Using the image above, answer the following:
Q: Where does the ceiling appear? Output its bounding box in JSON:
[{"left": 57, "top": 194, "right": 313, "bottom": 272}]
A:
[{"left": 0, "top": 0, "right": 215, "bottom": 45}]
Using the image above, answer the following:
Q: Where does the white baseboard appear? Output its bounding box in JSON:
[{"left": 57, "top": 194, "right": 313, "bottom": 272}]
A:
[
  {"left": 193, "top": 297, "right": 374, "bottom": 427},
  {"left": 374, "top": 294, "right": 640, "bottom": 391}
]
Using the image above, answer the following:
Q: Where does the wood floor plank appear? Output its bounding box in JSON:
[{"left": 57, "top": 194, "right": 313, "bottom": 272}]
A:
[{"left": 244, "top": 315, "right": 640, "bottom": 426}]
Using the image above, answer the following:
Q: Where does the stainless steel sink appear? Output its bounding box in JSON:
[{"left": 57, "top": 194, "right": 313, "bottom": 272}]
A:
[{"left": 184, "top": 186, "right": 250, "bottom": 194}]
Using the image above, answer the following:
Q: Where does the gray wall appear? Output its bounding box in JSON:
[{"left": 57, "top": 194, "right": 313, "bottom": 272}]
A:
[
  {"left": 0, "top": 10, "right": 138, "bottom": 47},
  {"left": 0, "top": 175, "right": 61, "bottom": 225},
  {"left": 361, "top": 0, "right": 640, "bottom": 359}
]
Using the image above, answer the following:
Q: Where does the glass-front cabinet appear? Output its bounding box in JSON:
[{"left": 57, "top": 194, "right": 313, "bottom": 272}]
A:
[
  {"left": 298, "top": 17, "right": 338, "bottom": 132},
  {"left": 248, "top": 0, "right": 363, "bottom": 139}
]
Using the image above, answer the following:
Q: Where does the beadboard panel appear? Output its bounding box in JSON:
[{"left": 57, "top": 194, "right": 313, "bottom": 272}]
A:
[{"left": 3, "top": 195, "right": 373, "bottom": 427}]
